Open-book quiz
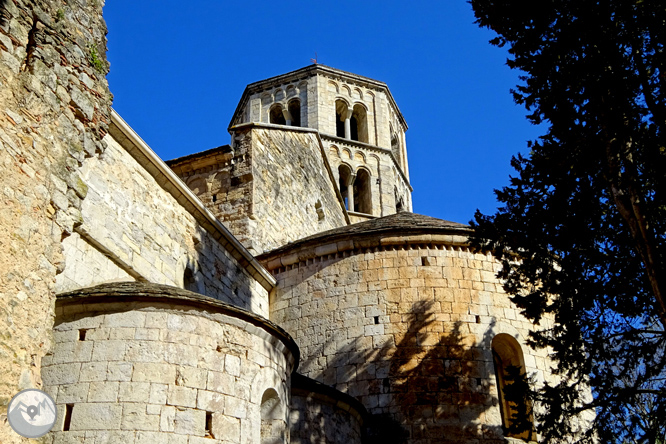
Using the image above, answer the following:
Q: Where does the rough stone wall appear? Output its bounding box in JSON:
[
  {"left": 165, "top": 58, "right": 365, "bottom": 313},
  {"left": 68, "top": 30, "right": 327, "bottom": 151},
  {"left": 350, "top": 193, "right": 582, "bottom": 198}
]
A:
[
  {"left": 43, "top": 283, "right": 295, "bottom": 444},
  {"left": 289, "top": 393, "right": 363, "bottom": 444},
  {"left": 170, "top": 144, "right": 257, "bottom": 256},
  {"left": 0, "top": 0, "right": 112, "bottom": 441},
  {"left": 247, "top": 127, "right": 346, "bottom": 254},
  {"left": 56, "top": 133, "right": 270, "bottom": 316},
  {"left": 269, "top": 241, "right": 554, "bottom": 444},
  {"left": 187, "top": 126, "right": 347, "bottom": 255}
]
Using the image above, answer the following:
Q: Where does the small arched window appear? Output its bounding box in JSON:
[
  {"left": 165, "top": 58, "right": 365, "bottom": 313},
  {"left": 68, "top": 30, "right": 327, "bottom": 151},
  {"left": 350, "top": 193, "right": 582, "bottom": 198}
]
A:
[
  {"left": 269, "top": 104, "right": 286, "bottom": 125},
  {"left": 353, "top": 169, "right": 372, "bottom": 214},
  {"left": 338, "top": 164, "right": 353, "bottom": 210},
  {"left": 351, "top": 104, "right": 368, "bottom": 143},
  {"left": 260, "top": 388, "right": 285, "bottom": 444},
  {"left": 335, "top": 99, "right": 347, "bottom": 138},
  {"left": 288, "top": 99, "right": 301, "bottom": 127},
  {"left": 492, "top": 334, "right": 534, "bottom": 441},
  {"left": 394, "top": 187, "right": 404, "bottom": 213},
  {"left": 391, "top": 129, "right": 402, "bottom": 168}
]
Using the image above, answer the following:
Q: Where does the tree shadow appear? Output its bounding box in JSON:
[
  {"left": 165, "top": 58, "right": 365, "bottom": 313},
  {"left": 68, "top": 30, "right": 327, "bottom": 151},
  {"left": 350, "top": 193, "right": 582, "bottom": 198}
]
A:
[{"left": 305, "top": 299, "right": 506, "bottom": 444}]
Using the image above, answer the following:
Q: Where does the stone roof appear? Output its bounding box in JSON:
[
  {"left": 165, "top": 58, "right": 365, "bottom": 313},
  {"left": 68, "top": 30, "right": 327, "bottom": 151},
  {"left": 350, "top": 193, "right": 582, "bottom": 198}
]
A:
[
  {"left": 57, "top": 281, "right": 299, "bottom": 368},
  {"left": 166, "top": 144, "right": 233, "bottom": 167},
  {"left": 258, "top": 212, "right": 470, "bottom": 260}
]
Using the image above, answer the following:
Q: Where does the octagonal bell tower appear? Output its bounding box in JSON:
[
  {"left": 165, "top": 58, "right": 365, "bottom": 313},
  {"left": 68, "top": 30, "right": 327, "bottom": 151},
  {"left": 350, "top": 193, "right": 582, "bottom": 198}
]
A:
[
  {"left": 169, "top": 66, "right": 413, "bottom": 255},
  {"left": 229, "top": 65, "right": 413, "bottom": 223}
]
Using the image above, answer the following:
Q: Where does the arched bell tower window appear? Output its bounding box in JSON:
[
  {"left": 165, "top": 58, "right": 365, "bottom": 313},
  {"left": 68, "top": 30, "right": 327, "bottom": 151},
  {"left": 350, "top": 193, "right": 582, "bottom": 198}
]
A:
[
  {"left": 491, "top": 334, "right": 535, "bottom": 441},
  {"left": 288, "top": 99, "right": 301, "bottom": 127},
  {"left": 335, "top": 99, "right": 347, "bottom": 138},
  {"left": 351, "top": 104, "right": 368, "bottom": 143},
  {"left": 394, "top": 187, "right": 404, "bottom": 213},
  {"left": 390, "top": 125, "right": 402, "bottom": 168},
  {"left": 353, "top": 168, "right": 372, "bottom": 214},
  {"left": 269, "top": 104, "right": 286, "bottom": 125},
  {"left": 338, "top": 164, "right": 352, "bottom": 210}
]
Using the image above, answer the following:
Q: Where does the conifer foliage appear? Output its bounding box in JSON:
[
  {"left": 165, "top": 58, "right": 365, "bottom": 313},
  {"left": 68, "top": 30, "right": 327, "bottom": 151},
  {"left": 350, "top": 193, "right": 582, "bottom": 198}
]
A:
[{"left": 469, "top": 1, "right": 665, "bottom": 442}]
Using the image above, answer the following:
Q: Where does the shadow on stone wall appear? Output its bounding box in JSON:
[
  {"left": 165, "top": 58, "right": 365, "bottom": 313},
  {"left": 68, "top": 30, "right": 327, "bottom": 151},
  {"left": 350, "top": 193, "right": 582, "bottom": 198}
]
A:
[{"left": 312, "top": 300, "right": 504, "bottom": 444}]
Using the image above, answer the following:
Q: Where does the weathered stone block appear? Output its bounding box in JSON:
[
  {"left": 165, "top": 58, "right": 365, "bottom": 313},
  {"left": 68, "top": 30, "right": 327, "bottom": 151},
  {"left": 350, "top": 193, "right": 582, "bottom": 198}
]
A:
[
  {"left": 70, "top": 403, "right": 122, "bottom": 431},
  {"left": 88, "top": 381, "right": 119, "bottom": 402},
  {"left": 107, "top": 362, "right": 133, "bottom": 381},
  {"left": 132, "top": 362, "right": 176, "bottom": 384},
  {"left": 42, "top": 363, "right": 81, "bottom": 386},
  {"left": 121, "top": 403, "right": 160, "bottom": 431},
  {"left": 118, "top": 381, "right": 151, "bottom": 402},
  {"left": 167, "top": 385, "right": 197, "bottom": 408},
  {"left": 173, "top": 407, "right": 206, "bottom": 436}
]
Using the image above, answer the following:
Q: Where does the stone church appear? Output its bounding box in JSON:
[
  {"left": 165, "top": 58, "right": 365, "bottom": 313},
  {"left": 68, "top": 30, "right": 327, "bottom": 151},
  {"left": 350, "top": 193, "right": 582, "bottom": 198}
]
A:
[{"left": 0, "top": 2, "right": 554, "bottom": 443}]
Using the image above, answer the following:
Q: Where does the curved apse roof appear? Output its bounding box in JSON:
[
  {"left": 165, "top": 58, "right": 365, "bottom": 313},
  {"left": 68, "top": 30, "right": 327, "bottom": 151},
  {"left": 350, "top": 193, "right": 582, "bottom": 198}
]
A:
[{"left": 258, "top": 212, "right": 471, "bottom": 260}]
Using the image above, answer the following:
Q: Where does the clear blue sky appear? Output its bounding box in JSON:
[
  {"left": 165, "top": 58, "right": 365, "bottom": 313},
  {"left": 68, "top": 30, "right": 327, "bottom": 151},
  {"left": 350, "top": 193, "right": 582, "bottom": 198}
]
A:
[{"left": 104, "top": 1, "right": 543, "bottom": 225}]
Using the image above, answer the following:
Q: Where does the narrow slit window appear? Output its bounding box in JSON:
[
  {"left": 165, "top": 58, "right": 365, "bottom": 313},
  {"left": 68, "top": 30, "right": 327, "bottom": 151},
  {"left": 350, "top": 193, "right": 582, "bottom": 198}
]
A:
[
  {"left": 205, "top": 411, "right": 214, "bottom": 438},
  {"left": 63, "top": 404, "right": 73, "bottom": 431}
]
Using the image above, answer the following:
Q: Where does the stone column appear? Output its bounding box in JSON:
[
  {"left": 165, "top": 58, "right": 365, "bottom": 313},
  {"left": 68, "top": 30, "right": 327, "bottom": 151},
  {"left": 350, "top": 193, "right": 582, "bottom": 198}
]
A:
[
  {"left": 344, "top": 108, "right": 352, "bottom": 139},
  {"left": 282, "top": 106, "right": 292, "bottom": 126},
  {"left": 346, "top": 173, "right": 356, "bottom": 211}
]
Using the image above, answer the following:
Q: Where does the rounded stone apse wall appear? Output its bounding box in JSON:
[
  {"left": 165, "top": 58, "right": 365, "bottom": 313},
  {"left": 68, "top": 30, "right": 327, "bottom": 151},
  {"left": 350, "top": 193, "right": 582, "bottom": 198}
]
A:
[
  {"left": 289, "top": 373, "right": 366, "bottom": 444},
  {"left": 262, "top": 216, "right": 552, "bottom": 444},
  {"left": 41, "top": 282, "right": 298, "bottom": 444}
]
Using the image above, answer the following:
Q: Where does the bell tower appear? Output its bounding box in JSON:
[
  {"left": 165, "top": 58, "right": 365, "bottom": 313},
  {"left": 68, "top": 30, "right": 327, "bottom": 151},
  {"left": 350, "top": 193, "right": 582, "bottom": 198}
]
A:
[
  {"left": 169, "top": 66, "right": 413, "bottom": 254},
  {"left": 229, "top": 65, "right": 413, "bottom": 222}
]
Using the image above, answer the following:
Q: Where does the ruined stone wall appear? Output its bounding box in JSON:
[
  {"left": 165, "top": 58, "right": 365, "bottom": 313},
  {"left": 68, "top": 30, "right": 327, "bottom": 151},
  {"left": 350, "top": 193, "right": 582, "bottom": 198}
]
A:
[
  {"left": 267, "top": 236, "right": 555, "bottom": 444},
  {"left": 0, "top": 0, "right": 112, "bottom": 441},
  {"left": 56, "top": 132, "right": 270, "bottom": 316},
  {"left": 43, "top": 283, "right": 296, "bottom": 444}
]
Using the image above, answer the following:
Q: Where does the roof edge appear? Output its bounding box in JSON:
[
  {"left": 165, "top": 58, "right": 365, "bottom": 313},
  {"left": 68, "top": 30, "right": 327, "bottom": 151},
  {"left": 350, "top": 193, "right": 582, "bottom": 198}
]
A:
[
  {"left": 257, "top": 214, "right": 473, "bottom": 271},
  {"left": 108, "top": 109, "right": 277, "bottom": 292},
  {"left": 56, "top": 282, "right": 299, "bottom": 373}
]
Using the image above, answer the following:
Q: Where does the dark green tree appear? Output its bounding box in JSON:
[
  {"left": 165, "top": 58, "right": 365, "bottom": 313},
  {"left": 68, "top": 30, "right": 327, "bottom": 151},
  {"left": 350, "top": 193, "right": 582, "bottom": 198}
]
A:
[{"left": 468, "top": 1, "right": 666, "bottom": 442}]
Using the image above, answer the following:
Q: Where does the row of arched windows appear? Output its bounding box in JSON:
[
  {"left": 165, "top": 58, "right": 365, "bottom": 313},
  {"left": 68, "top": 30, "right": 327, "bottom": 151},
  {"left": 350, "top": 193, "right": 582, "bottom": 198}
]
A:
[
  {"left": 335, "top": 99, "right": 369, "bottom": 144},
  {"left": 269, "top": 99, "right": 301, "bottom": 127},
  {"left": 267, "top": 96, "right": 372, "bottom": 146},
  {"left": 338, "top": 164, "right": 372, "bottom": 215}
]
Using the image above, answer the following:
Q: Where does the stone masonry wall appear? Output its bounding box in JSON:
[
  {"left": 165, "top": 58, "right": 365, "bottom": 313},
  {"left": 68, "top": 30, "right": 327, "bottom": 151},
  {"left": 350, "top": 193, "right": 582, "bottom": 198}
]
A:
[
  {"left": 56, "top": 133, "right": 270, "bottom": 316},
  {"left": 169, "top": 144, "right": 257, "bottom": 255},
  {"left": 268, "top": 239, "right": 555, "bottom": 444},
  {"left": 289, "top": 393, "right": 363, "bottom": 444},
  {"left": 289, "top": 374, "right": 365, "bottom": 444},
  {"left": 194, "top": 126, "right": 348, "bottom": 255},
  {"left": 43, "top": 283, "right": 296, "bottom": 444},
  {"left": 325, "top": 137, "right": 412, "bottom": 218},
  {"left": 0, "top": 0, "right": 112, "bottom": 441},
  {"left": 248, "top": 127, "right": 347, "bottom": 254}
]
